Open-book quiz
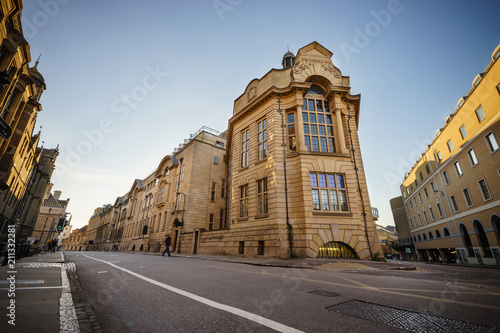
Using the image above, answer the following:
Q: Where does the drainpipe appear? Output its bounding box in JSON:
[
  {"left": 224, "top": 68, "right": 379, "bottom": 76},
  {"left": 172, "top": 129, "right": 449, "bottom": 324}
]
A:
[{"left": 346, "top": 105, "right": 373, "bottom": 259}]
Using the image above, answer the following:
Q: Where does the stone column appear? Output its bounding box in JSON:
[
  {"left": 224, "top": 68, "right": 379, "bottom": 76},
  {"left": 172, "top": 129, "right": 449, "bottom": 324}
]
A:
[
  {"left": 296, "top": 105, "right": 308, "bottom": 152},
  {"left": 334, "top": 105, "right": 348, "bottom": 154}
]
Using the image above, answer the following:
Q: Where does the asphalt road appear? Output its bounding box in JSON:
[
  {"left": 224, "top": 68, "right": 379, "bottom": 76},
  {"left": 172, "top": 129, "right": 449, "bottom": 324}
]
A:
[{"left": 65, "top": 252, "right": 500, "bottom": 333}]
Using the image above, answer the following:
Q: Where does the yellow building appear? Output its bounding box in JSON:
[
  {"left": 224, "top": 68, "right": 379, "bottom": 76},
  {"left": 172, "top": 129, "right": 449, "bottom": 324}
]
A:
[
  {"left": 400, "top": 44, "right": 500, "bottom": 265},
  {"left": 217, "top": 42, "right": 381, "bottom": 259}
]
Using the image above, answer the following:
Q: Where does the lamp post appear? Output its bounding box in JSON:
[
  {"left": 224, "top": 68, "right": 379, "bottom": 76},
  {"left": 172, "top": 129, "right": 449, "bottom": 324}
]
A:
[{"left": 277, "top": 98, "right": 294, "bottom": 258}]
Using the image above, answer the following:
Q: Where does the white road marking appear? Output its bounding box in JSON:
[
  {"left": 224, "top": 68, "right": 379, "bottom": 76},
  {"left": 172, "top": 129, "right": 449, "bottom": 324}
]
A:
[
  {"left": 83, "top": 254, "right": 304, "bottom": 333},
  {"left": 60, "top": 252, "right": 79, "bottom": 332}
]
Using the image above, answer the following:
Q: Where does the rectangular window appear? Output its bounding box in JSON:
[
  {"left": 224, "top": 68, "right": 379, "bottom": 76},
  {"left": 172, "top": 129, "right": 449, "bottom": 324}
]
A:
[
  {"left": 211, "top": 182, "right": 216, "bottom": 202},
  {"left": 478, "top": 179, "right": 492, "bottom": 201},
  {"left": 462, "top": 188, "right": 473, "bottom": 207},
  {"left": 258, "top": 119, "right": 267, "bottom": 160},
  {"left": 287, "top": 113, "right": 296, "bottom": 152},
  {"left": 447, "top": 140, "right": 454, "bottom": 152},
  {"left": 431, "top": 182, "right": 437, "bottom": 192},
  {"left": 443, "top": 171, "right": 450, "bottom": 184},
  {"left": 450, "top": 195, "right": 459, "bottom": 212},
  {"left": 423, "top": 209, "right": 428, "bottom": 223},
  {"left": 239, "top": 185, "right": 248, "bottom": 217},
  {"left": 418, "top": 193, "right": 422, "bottom": 203},
  {"left": 454, "top": 161, "right": 462, "bottom": 176},
  {"left": 429, "top": 206, "right": 435, "bottom": 221},
  {"left": 257, "top": 178, "right": 268, "bottom": 214},
  {"left": 409, "top": 200, "right": 413, "bottom": 209},
  {"left": 310, "top": 173, "right": 348, "bottom": 212},
  {"left": 209, "top": 214, "right": 214, "bottom": 230},
  {"left": 437, "top": 152, "right": 443, "bottom": 162},
  {"left": 459, "top": 125, "right": 467, "bottom": 139},
  {"left": 303, "top": 99, "right": 335, "bottom": 153},
  {"left": 485, "top": 132, "right": 499, "bottom": 153},
  {"left": 426, "top": 165, "right": 430, "bottom": 175},
  {"left": 241, "top": 129, "right": 249, "bottom": 167},
  {"left": 308, "top": 99, "right": 315, "bottom": 111},
  {"left": 475, "top": 105, "right": 486, "bottom": 123},
  {"left": 417, "top": 211, "right": 422, "bottom": 225},
  {"left": 221, "top": 179, "right": 225, "bottom": 198},
  {"left": 214, "top": 156, "right": 218, "bottom": 164},
  {"left": 424, "top": 188, "right": 428, "bottom": 198},
  {"left": 419, "top": 172, "right": 423, "bottom": 181},
  {"left": 181, "top": 165, "right": 185, "bottom": 181},
  {"left": 436, "top": 202, "right": 443, "bottom": 218},
  {"left": 220, "top": 209, "right": 225, "bottom": 229},
  {"left": 467, "top": 148, "right": 478, "bottom": 166}
]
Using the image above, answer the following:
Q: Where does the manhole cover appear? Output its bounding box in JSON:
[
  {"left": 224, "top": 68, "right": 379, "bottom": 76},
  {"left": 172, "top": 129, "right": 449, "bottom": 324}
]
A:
[{"left": 327, "top": 300, "right": 494, "bottom": 333}]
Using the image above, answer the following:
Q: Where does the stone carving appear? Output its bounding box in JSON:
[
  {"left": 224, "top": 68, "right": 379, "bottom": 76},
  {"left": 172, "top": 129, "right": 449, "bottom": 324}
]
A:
[
  {"left": 293, "top": 60, "right": 312, "bottom": 74},
  {"left": 247, "top": 86, "right": 257, "bottom": 101},
  {"left": 322, "top": 63, "right": 341, "bottom": 78}
]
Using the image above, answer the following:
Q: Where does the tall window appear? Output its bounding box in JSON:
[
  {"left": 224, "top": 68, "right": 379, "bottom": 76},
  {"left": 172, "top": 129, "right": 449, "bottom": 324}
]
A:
[
  {"left": 257, "top": 178, "right": 268, "bottom": 214},
  {"left": 220, "top": 209, "right": 225, "bottom": 228},
  {"left": 221, "top": 179, "right": 225, "bottom": 198},
  {"left": 241, "top": 129, "right": 249, "bottom": 167},
  {"left": 450, "top": 195, "right": 459, "bottom": 212},
  {"left": 436, "top": 201, "right": 443, "bottom": 218},
  {"left": 475, "top": 105, "right": 486, "bottom": 123},
  {"left": 467, "top": 148, "right": 478, "bottom": 166},
  {"left": 459, "top": 125, "right": 467, "bottom": 139},
  {"left": 208, "top": 214, "right": 214, "bottom": 230},
  {"left": 258, "top": 119, "right": 267, "bottom": 160},
  {"left": 443, "top": 171, "right": 450, "bottom": 184},
  {"left": 287, "top": 113, "right": 296, "bottom": 152},
  {"left": 310, "top": 173, "right": 348, "bottom": 212},
  {"left": 454, "top": 161, "right": 463, "bottom": 176},
  {"left": 485, "top": 132, "right": 499, "bottom": 153},
  {"left": 478, "top": 179, "right": 492, "bottom": 201},
  {"left": 302, "top": 98, "right": 334, "bottom": 152},
  {"left": 462, "top": 188, "right": 473, "bottom": 207},
  {"left": 239, "top": 185, "right": 248, "bottom": 217},
  {"left": 447, "top": 140, "right": 454, "bottom": 152},
  {"left": 211, "top": 182, "right": 216, "bottom": 202}
]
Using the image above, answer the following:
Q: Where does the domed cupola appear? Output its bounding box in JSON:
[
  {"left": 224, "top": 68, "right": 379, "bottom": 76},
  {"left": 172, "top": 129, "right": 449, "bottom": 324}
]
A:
[{"left": 282, "top": 51, "right": 295, "bottom": 69}]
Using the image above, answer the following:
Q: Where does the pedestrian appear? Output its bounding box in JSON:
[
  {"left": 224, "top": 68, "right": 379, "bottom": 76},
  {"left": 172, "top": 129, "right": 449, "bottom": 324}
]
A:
[
  {"left": 162, "top": 234, "right": 172, "bottom": 257},
  {"left": 51, "top": 239, "right": 57, "bottom": 253}
]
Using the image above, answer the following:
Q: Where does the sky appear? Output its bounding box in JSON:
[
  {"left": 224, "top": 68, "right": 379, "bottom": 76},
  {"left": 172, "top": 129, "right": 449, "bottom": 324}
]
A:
[{"left": 20, "top": 0, "right": 500, "bottom": 229}]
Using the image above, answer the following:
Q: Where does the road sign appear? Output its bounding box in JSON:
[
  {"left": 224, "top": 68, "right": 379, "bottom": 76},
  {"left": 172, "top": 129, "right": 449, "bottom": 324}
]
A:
[{"left": 0, "top": 117, "right": 12, "bottom": 140}]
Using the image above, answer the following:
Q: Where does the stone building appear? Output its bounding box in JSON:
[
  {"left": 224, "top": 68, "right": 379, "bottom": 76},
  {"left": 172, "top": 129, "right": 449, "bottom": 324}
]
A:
[
  {"left": 0, "top": 1, "right": 57, "bottom": 249},
  {"left": 31, "top": 186, "right": 70, "bottom": 249},
  {"left": 62, "top": 225, "right": 87, "bottom": 251},
  {"left": 400, "top": 43, "right": 500, "bottom": 265}
]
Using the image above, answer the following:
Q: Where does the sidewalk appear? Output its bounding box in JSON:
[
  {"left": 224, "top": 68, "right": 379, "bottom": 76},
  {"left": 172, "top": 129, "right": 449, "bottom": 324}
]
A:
[{"left": 0, "top": 251, "right": 79, "bottom": 333}]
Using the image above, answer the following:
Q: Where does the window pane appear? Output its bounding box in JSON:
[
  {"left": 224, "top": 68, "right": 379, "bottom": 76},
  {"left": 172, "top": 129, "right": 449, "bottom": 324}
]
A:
[
  {"left": 304, "top": 124, "right": 309, "bottom": 134},
  {"left": 310, "top": 113, "right": 316, "bottom": 123},
  {"left": 263, "top": 142, "right": 267, "bottom": 158},
  {"left": 476, "top": 106, "right": 486, "bottom": 122},
  {"left": 324, "top": 100, "right": 329, "bottom": 112},
  {"left": 288, "top": 113, "right": 295, "bottom": 123},
  {"left": 305, "top": 136, "right": 311, "bottom": 151},
  {"left": 321, "top": 190, "right": 329, "bottom": 210},
  {"left": 339, "top": 190, "right": 348, "bottom": 211},
  {"left": 288, "top": 124, "right": 295, "bottom": 135},
  {"left": 459, "top": 125, "right": 467, "bottom": 139},
  {"left": 486, "top": 132, "right": 499, "bottom": 151},
  {"left": 310, "top": 125, "right": 318, "bottom": 135},
  {"left": 302, "top": 112, "right": 308, "bottom": 123},
  {"left": 319, "top": 174, "right": 327, "bottom": 187},
  {"left": 319, "top": 125, "right": 326, "bottom": 135},
  {"left": 302, "top": 99, "right": 307, "bottom": 110},
  {"left": 328, "top": 174, "right": 335, "bottom": 187},
  {"left": 318, "top": 114, "right": 324, "bottom": 123},
  {"left": 312, "top": 189, "right": 320, "bottom": 210},
  {"left": 468, "top": 149, "right": 478, "bottom": 165},
  {"left": 330, "top": 190, "right": 338, "bottom": 210},
  {"left": 327, "top": 126, "right": 334, "bottom": 136},
  {"left": 336, "top": 175, "right": 345, "bottom": 188},
  {"left": 479, "top": 179, "right": 491, "bottom": 200},
  {"left": 312, "top": 137, "right": 319, "bottom": 151},
  {"left": 308, "top": 99, "right": 315, "bottom": 111},
  {"left": 454, "top": 161, "right": 462, "bottom": 176},
  {"left": 328, "top": 137, "right": 335, "bottom": 152},
  {"left": 316, "top": 100, "right": 323, "bottom": 112},
  {"left": 310, "top": 173, "right": 318, "bottom": 187},
  {"left": 325, "top": 114, "right": 332, "bottom": 124},
  {"left": 320, "top": 137, "right": 327, "bottom": 151}
]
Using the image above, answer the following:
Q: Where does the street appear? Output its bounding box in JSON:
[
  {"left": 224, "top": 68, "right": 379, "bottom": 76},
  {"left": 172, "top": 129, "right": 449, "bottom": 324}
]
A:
[{"left": 65, "top": 252, "right": 500, "bottom": 333}]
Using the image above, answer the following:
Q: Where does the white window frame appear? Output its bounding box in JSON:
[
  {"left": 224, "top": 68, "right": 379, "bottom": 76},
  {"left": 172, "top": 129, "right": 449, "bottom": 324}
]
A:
[
  {"left": 459, "top": 125, "right": 467, "bottom": 139},
  {"left": 454, "top": 161, "right": 463, "bottom": 177},
  {"left": 443, "top": 171, "right": 450, "bottom": 185},
  {"left": 485, "top": 131, "right": 499, "bottom": 154},
  {"left": 467, "top": 148, "right": 479, "bottom": 167},
  {"left": 475, "top": 105, "right": 486, "bottom": 123},
  {"left": 447, "top": 140, "right": 454, "bottom": 153},
  {"left": 477, "top": 178, "right": 492, "bottom": 201}
]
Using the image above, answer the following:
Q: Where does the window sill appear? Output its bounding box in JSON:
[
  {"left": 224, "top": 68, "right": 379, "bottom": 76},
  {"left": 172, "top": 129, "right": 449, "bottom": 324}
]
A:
[
  {"left": 312, "top": 211, "right": 352, "bottom": 217},
  {"left": 255, "top": 158, "right": 268, "bottom": 166},
  {"left": 237, "top": 217, "right": 249, "bottom": 222},
  {"left": 255, "top": 213, "right": 269, "bottom": 219}
]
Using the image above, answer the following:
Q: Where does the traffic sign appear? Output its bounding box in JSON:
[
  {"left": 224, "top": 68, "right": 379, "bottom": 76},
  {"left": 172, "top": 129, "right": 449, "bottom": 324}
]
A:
[{"left": 0, "top": 117, "right": 12, "bottom": 140}]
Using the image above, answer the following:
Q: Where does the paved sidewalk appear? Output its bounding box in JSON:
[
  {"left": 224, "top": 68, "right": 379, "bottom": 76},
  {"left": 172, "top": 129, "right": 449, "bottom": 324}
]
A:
[{"left": 0, "top": 251, "right": 79, "bottom": 333}]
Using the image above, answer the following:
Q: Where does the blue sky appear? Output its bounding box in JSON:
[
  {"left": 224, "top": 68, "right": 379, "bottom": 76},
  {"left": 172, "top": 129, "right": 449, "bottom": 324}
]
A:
[{"left": 21, "top": 0, "right": 500, "bottom": 229}]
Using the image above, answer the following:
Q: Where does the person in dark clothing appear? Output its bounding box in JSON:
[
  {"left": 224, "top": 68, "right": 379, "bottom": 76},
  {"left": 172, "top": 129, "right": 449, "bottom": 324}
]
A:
[{"left": 162, "top": 234, "right": 172, "bottom": 257}]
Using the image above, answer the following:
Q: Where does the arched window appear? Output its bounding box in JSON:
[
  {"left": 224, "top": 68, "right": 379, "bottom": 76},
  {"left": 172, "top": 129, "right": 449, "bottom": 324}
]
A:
[
  {"left": 435, "top": 230, "right": 441, "bottom": 238},
  {"left": 423, "top": 233, "right": 427, "bottom": 240},
  {"left": 413, "top": 235, "right": 417, "bottom": 242},
  {"left": 492, "top": 215, "right": 500, "bottom": 244},
  {"left": 428, "top": 231, "right": 434, "bottom": 239},
  {"left": 317, "top": 241, "right": 358, "bottom": 259},
  {"left": 443, "top": 227, "right": 450, "bottom": 236},
  {"left": 474, "top": 220, "right": 492, "bottom": 257},
  {"left": 460, "top": 224, "right": 474, "bottom": 257},
  {"left": 418, "top": 234, "right": 421, "bottom": 241}
]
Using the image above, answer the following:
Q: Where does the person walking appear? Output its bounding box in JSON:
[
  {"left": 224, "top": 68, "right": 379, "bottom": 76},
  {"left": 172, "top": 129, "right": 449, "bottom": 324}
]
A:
[{"left": 162, "top": 234, "right": 172, "bottom": 257}]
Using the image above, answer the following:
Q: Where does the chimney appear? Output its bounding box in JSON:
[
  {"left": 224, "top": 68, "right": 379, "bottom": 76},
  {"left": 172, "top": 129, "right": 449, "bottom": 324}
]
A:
[{"left": 54, "top": 190, "right": 62, "bottom": 200}]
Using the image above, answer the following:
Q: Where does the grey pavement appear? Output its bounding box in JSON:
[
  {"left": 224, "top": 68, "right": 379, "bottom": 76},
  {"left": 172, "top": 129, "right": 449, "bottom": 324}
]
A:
[{"left": 1, "top": 250, "right": 497, "bottom": 333}]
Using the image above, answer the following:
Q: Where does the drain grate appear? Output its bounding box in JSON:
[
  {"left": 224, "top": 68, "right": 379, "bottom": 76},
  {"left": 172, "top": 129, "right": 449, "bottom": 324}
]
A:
[
  {"left": 327, "top": 300, "right": 494, "bottom": 333},
  {"left": 308, "top": 290, "right": 339, "bottom": 297}
]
